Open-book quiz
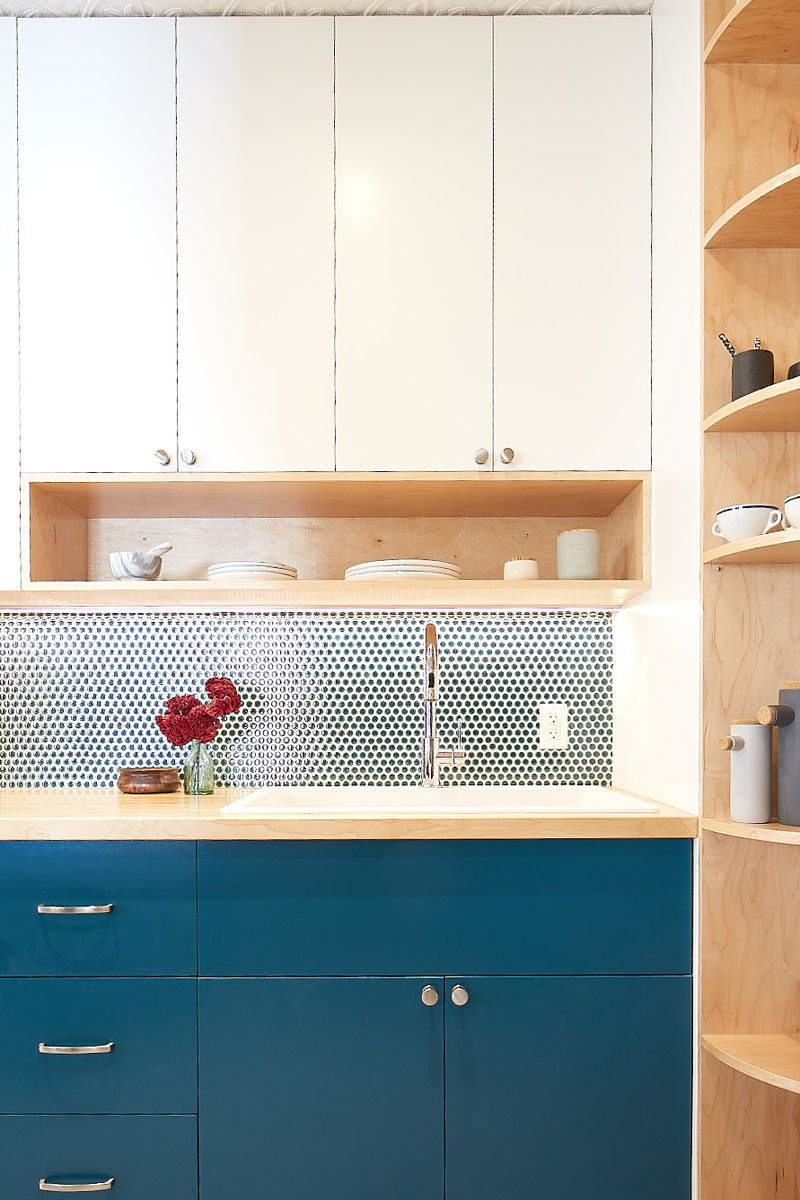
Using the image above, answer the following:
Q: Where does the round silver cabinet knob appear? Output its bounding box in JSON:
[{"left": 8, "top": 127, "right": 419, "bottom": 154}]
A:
[
  {"left": 180, "top": 448, "right": 197, "bottom": 466},
  {"left": 451, "top": 984, "right": 469, "bottom": 1007},
  {"left": 474, "top": 448, "right": 490, "bottom": 466},
  {"left": 500, "top": 447, "right": 515, "bottom": 464},
  {"left": 154, "top": 449, "right": 171, "bottom": 466},
  {"left": 421, "top": 985, "right": 440, "bottom": 1007}
]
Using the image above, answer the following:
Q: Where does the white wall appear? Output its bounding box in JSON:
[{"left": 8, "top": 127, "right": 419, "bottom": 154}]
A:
[
  {"left": 0, "top": 17, "right": 20, "bottom": 590},
  {"left": 613, "top": 0, "right": 702, "bottom": 817}
]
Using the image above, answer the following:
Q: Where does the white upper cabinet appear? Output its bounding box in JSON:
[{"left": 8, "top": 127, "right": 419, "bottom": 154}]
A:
[
  {"left": 18, "top": 19, "right": 177, "bottom": 475},
  {"left": 0, "top": 19, "right": 19, "bottom": 587},
  {"left": 176, "top": 18, "right": 335, "bottom": 472},
  {"left": 334, "top": 18, "right": 493, "bottom": 472},
  {"left": 494, "top": 17, "right": 652, "bottom": 470}
]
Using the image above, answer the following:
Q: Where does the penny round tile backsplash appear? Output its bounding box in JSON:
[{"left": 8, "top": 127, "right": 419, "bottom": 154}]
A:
[{"left": 0, "top": 609, "right": 612, "bottom": 788}]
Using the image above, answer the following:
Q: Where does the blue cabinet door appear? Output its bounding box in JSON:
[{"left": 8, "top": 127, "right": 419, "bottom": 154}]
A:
[
  {"left": 445, "top": 975, "right": 692, "bottom": 1200},
  {"left": 199, "top": 977, "right": 444, "bottom": 1200}
]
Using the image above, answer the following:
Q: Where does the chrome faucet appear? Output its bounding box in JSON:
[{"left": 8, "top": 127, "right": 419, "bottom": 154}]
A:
[{"left": 422, "top": 622, "right": 466, "bottom": 787}]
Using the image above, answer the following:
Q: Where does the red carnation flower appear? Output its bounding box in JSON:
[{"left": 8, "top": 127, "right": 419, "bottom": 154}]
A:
[
  {"left": 156, "top": 676, "right": 241, "bottom": 750},
  {"left": 184, "top": 705, "right": 220, "bottom": 744},
  {"left": 156, "top": 712, "right": 195, "bottom": 748},
  {"left": 205, "top": 677, "right": 242, "bottom": 717}
]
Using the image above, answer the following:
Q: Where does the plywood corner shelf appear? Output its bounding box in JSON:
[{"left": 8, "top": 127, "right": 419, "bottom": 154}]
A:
[
  {"left": 18, "top": 471, "right": 650, "bottom": 610},
  {"left": 703, "top": 528, "right": 800, "bottom": 566},
  {"left": 702, "top": 816, "right": 800, "bottom": 845},
  {"left": 706, "top": 0, "right": 800, "bottom": 64},
  {"left": 704, "top": 164, "right": 800, "bottom": 249},
  {"left": 702, "top": 1033, "right": 800, "bottom": 1094},
  {"left": 704, "top": 378, "right": 800, "bottom": 432}
]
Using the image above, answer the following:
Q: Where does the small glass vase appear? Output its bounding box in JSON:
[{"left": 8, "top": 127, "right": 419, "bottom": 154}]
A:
[{"left": 183, "top": 739, "right": 215, "bottom": 796}]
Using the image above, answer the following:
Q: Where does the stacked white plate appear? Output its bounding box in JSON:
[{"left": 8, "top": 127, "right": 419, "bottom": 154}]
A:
[
  {"left": 344, "top": 558, "right": 462, "bottom": 581},
  {"left": 207, "top": 560, "right": 297, "bottom": 582}
]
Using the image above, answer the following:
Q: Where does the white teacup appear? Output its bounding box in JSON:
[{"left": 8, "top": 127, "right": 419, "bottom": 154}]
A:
[
  {"left": 712, "top": 504, "right": 782, "bottom": 542},
  {"left": 783, "top": 494, "right": 800, "bottom": 529}
]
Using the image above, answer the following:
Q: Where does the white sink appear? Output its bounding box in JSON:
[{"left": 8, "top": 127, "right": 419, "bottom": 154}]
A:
[{"left": 221, "top": 784, "right": 657, "bottom": 817}]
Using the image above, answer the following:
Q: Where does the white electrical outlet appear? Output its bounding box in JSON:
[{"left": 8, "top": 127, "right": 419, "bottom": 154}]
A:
[{"left": 538, "top": 702, "right": 569, "bottom": 749}]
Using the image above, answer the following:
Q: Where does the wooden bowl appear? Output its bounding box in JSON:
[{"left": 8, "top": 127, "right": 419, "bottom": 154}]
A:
[{"left": 117, "top": 766, "right": 181, "bottom": 794}]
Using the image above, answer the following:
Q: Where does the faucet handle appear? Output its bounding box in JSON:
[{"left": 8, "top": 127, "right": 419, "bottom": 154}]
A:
[{"left": 450, "top": 718, "right": 466, "bottom": 766}]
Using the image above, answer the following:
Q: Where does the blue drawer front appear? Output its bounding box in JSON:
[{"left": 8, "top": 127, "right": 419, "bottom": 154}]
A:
[
  {"left": 445, "top": 975, "right": 692, "bottom": 1199},
  {"left": 0, "top": 842, "right": 196, "bottom": 976},
  {"left": 0, "top": 979, "right": 197, "bottom": 1114},
  {"left": 0, "top": 1115, "right": 197, "bottom": 1198},
  {"left": 198, "top": 840, "right": 692, "bottom": 976}
]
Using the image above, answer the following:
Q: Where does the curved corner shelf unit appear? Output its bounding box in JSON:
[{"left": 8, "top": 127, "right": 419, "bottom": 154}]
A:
[
  {"left": 703, "top": 527, "right": 800, "bottom": 566},
  {"left": 705, "top": 0, "right": 800, "bottom": 64},
  {"left": 704, "top": 378, "right": 800, "bottom": 433},
  {"left": 702, "top": 1034, "right": 800, "bottom": 1095},
  {"left": 702, "top": 816, "right": 800, "bottom": 845},
  {"left": 704, "top": 163, "right": 800, "bottom": 249}
]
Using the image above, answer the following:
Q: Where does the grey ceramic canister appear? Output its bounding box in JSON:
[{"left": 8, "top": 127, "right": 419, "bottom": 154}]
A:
[{"left": 757, "top": 683, "right": 800, "bottom": 826}]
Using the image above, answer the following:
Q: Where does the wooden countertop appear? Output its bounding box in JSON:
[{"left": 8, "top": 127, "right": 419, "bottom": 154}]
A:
[{"left": 0, "top": 787, "right": 697, "bottom": 841}]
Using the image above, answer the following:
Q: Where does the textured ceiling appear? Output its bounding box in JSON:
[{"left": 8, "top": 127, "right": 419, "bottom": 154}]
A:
[{"left": 1, "top": 2, "right": 651, "bottom": 15}]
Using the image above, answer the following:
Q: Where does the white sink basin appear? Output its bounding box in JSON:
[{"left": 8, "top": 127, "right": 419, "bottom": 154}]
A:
[{"left": 221, "top": 785, "right": 657, "bottom": 817}]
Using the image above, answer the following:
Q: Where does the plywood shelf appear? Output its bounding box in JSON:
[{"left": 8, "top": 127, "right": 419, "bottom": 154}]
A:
[
  {"left": 706, "top": 0, "right": 800, "bottom": 65},
  {"left": 703, "top": 816, "right": 800, "bottom": 845},
  {"left": 22, "top": 471, "right": 650, "bottom": 607},
  {"left": 702, "top": 1034, "right": 800, "bottom": 1094},
  {"left": 3, "top": 578, "right": 648, "bottom": 611},
  {"left": 704, "top": 378, "right": 800, "bottom": 432},
  {"left": 703, "top": 528, "right": 800, "bottom": 565},
  {"left": 704, "top": 164, "right": 800, "bottom": 249}
]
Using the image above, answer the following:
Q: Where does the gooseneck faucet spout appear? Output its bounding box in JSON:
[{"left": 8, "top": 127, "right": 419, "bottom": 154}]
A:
[{"left": 421, "top": 622, "right": 466, "bottom": 787}]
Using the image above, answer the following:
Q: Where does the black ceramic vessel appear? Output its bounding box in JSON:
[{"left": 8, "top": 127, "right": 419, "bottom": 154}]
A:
[
  {"left": 731, "top": 348, "right": 774, "bottom": 401},
  {"left": 788, "top": 361, "right": 800, "bottom": 381}
]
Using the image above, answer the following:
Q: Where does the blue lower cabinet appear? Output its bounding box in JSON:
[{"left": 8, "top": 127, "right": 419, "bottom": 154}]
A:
[
  {"left": 0, "top": 1115, "right": 197, "bottom": 1198},
  {"left": 444, "top": 975, "right": 692, "bottom": 1200},
  {"left": 199, "top": 977, "right": 444, "bottom": 1200},
  {"left": 0, "top": 978, "right": 197, "bottom": 1115},
  {"left": 0, "top": 842, "right": 196, "bottom": 976}
]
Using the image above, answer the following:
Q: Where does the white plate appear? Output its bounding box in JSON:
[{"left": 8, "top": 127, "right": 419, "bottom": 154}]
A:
[
  {"left": 208, "top": 561, "right": 295, "bottom": 572},
  {"left": 345, "top": 572, "right": 462, "bottom": 582},
  {"left": 208, "top": 567, "right": 297, "bottom": 576},
  {"left": 346, "top": 558, "right": 461, "bottom": 572},
  {"left": 345, "top": 567, "right": 461, "bottom": 579}
]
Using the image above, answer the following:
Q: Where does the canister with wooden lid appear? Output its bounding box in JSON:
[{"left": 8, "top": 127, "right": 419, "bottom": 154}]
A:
[
  {"left": 757, "top": 681, "right": 800, "bottom": 825},
  {"left": 720, "top": 719, "right": 771, "bottom": 824}
]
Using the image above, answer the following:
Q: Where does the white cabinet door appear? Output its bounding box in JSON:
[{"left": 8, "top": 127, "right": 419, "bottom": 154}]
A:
[
  {"left": 335, "top": 18, "right": 493, "bottom": 472},
  {"left": 176, "top": 18, "right": 335, "bottom": 472},
  {"left": 494, "top": 17, "right": 652, "bottom": 470},
  {"left": 18, "top": 19, "right": 177, "bottom": 474},
  {"left": 0, "top": 19, "right": 19, "bottom": 587}
]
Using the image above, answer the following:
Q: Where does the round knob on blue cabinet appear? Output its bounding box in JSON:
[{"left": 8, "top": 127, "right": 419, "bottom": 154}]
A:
[
  {"left": 451, "top": 984, "right": 469, "bottom": 1007},
  {"left": 421, "top": 985, "right": 439, "bottom": 1007}
]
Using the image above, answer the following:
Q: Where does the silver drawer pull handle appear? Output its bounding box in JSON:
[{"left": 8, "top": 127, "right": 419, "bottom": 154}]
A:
[
  {"left": 39, "top": 1181, "right": 114, "bottom": 1193},
  {"left": 38, "top": 1042, "right": 114, "bottom": 1056},
  {"left": 37, "top": 905, "right": 113, "bottom": 915}
]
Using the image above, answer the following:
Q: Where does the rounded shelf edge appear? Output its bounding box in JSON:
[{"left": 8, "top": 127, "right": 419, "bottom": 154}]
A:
[{"left": 703, "top": 378, "right": 800, "bottom": 433}]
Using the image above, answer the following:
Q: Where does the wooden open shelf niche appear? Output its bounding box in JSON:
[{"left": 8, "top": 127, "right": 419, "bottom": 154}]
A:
[{"left": 20, "top": 471, "right": 650, "bottom": 609}]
